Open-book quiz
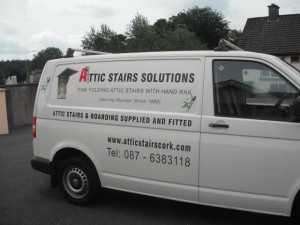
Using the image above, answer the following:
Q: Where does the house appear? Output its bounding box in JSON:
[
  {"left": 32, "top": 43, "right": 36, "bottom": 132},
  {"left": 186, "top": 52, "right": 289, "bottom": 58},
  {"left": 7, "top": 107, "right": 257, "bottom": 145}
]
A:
[
  {"left": 29, "top": 70, "right": 42, "bottom": 83},
  {"left": 238, "top": 4, "right": 300, "bottom": 69},
  {"left": 5, "top": 76, "right": 17, "bottom": 85}
]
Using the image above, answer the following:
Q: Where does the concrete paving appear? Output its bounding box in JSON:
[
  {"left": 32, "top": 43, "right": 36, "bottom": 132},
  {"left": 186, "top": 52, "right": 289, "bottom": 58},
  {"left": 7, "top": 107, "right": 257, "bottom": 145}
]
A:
[{"left": 0, "top": 126, "right": 292, "bottom": 225}]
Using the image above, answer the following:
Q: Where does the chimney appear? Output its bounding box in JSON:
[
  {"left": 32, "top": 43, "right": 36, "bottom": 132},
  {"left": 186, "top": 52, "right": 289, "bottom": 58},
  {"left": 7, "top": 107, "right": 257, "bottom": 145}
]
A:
[{"left": 268, "top": 4, "right": 280, "bottom": 21}]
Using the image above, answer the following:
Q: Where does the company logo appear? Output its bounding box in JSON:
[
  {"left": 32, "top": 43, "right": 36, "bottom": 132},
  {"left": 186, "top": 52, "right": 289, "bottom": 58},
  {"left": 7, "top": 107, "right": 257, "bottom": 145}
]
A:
[
  {"left": 57, "top": 68, "right": 78, "bottom": 99},
  {"left": 78, "top": 66, "right": 106, "bottom": 83},
  {"left": 79, "top": 66, "right": 90, "bottom": 82}
]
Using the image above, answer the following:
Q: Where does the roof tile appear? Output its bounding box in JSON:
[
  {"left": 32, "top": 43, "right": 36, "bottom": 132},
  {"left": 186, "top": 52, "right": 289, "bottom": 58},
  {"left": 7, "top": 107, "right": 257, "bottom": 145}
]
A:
[{"left": 238, "top": 14, "right": 300, "bottom": 55}]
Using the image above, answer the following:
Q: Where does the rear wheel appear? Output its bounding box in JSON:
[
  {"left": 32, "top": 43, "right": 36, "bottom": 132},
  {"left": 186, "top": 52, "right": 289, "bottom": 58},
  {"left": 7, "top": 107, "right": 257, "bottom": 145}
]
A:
[{"left": 58, "top": 157, "right": 100, "bottom": 205}]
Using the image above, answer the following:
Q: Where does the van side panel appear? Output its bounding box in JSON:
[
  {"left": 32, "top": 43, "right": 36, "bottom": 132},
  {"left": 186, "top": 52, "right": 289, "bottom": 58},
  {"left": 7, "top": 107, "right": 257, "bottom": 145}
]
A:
[{"left": 34, "top": 57, "right": 204, "bottom": 202}]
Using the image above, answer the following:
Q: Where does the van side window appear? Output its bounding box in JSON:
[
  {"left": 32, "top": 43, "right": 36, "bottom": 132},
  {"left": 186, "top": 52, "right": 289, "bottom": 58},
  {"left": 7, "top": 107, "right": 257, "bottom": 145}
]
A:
[{"left": 213, "top": 60, "right": 300, "bottom": 122}]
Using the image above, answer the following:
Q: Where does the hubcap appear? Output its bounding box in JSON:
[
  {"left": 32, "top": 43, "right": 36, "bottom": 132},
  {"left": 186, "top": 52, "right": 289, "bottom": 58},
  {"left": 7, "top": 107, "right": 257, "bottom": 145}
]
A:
[
  {"left": 72, "top": 178, "right": 79, "bottom": 187},
  {"left": 63, "top": 166, "right": 89, "bottom": 199}
]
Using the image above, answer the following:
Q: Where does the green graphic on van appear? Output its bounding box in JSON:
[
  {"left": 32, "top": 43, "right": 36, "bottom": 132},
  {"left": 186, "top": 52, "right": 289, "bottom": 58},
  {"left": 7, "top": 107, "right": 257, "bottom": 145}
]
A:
[
  {"left": 40, "top": 77, "right": 51, "bottom": 93},
  {"left": 182, "top": 94, "right": 197, "bottom": 112},
  {"left": 57, "top": 68, "right": 78, "bottom": 99}
]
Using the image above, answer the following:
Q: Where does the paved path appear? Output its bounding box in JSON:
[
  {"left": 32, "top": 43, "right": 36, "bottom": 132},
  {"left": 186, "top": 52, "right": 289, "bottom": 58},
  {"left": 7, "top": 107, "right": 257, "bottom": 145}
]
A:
[{"left": 0, "top": 126, "right": 292, "bottom": 225}]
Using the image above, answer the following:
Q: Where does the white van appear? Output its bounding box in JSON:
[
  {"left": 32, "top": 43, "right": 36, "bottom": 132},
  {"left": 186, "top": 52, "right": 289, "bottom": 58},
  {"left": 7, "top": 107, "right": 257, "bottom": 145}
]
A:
[{"left": 31, "top": 50, "right": 300, "bottom": 219}]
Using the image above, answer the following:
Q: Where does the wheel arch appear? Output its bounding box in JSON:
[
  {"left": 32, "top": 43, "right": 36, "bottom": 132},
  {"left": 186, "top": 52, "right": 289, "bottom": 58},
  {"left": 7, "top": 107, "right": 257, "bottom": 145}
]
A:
[{"left": 50, "top": 148, "right": 101, "bottom": 188}]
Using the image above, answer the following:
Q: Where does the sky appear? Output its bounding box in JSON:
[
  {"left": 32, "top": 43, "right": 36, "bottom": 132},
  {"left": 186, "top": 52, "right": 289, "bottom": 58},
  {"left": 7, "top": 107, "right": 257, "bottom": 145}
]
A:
[{"left": 0, "top": 0, "right": 299, "bottom": 60}]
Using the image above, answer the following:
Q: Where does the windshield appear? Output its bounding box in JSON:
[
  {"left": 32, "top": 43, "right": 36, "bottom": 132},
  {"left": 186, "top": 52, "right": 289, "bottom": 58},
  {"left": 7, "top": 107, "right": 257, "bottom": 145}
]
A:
[{"left": 275, "top": 58, "right": 300, "bottom": 78}]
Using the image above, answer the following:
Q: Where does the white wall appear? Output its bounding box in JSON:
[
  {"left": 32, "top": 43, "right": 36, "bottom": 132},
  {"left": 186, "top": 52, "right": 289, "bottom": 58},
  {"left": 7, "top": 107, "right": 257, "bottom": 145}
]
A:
[{"left": 284, "top": 56, "right": 300, "bottom": 70}]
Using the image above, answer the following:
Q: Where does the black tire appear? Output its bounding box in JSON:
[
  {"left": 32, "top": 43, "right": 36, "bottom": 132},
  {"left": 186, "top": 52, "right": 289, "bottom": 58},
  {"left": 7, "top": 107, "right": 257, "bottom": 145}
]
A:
[
  {"left": 291, "top": 196, "right": 300, "bottom": 224},
  {"left": 292, "top": 207, "right": 300, "bottom": 224},
  {"left": 58, "top": 157, "right": 100, "bottom": 205}
]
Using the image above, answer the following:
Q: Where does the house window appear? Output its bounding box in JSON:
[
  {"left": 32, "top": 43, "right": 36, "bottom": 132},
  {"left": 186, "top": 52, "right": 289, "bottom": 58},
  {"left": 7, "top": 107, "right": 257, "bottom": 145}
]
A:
[
  {"left": 260, "top": 70, "right": 279, "bottom": 79},
  {"left": 291, "top": 56, "right": 300, "bottom": 63}
]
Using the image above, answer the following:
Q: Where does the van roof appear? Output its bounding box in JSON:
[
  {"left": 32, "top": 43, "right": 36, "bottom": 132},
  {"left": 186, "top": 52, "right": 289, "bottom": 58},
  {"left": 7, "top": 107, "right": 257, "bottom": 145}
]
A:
[{"left": 49, "top": 50, "right": 277, "bottom": 63}]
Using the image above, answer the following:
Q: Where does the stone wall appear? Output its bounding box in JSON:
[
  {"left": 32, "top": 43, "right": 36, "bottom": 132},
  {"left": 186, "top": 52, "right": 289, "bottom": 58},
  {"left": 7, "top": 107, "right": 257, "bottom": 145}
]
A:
[{"left": 0, "top": 83, "right": 38, "bottom": 129}]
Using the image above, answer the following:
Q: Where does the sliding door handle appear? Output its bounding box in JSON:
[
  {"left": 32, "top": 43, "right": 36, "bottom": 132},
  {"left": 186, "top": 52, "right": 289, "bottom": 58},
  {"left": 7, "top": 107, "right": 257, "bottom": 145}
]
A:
[{"left": 209, "top": 123, "right": 229, "bottom": 128}]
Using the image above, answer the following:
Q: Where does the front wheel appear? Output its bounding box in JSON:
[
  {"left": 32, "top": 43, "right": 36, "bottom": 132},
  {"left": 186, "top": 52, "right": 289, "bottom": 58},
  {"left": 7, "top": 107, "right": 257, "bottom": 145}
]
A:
[{"left": 58, "top": 157, "right": 100, "bottom": 205}]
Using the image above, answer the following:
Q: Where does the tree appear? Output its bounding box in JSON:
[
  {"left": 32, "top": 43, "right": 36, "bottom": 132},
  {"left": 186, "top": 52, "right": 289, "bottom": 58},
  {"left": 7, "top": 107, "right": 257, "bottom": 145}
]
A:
[
  {"left": 228, "top": 29, "right": 242, "bottom": 46},
  {"left": 153, "top": 18, "right": 206, "bottom": 51},
  {"left": 153, "top": 19, "right": 174, "bottom": 38},
  {"left": 0, "top": 74, "right": 4, "bottom": 85},
  {"left": 168, "top": 28, "right": 206, "bottom": 50},
  {"left": 81, "top": 7, "right": 231, "bottom": 52},
  {"left": 0, "top": 60, "right": 27, "bottom": 83},
  {"left": 170, "top": 6, "right": 230, "bottom": 49},
  {"left": 125, "top": 13, "right": 159, "bottom": 52},
  {"left": 81, "top": 24, "right": 126, "bottom": 53},
  {"left": 31, "top": 47, "right": 63, "bottom": 71},
  {"left": 152, "top": 19, "right": 175, "bottom": 50}
]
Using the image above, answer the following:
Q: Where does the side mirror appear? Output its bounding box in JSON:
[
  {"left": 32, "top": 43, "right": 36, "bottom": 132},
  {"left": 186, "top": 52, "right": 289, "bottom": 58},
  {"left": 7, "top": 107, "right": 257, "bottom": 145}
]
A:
[{"left": 292, "top": 96, "right": 300, "bottom": 117}]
